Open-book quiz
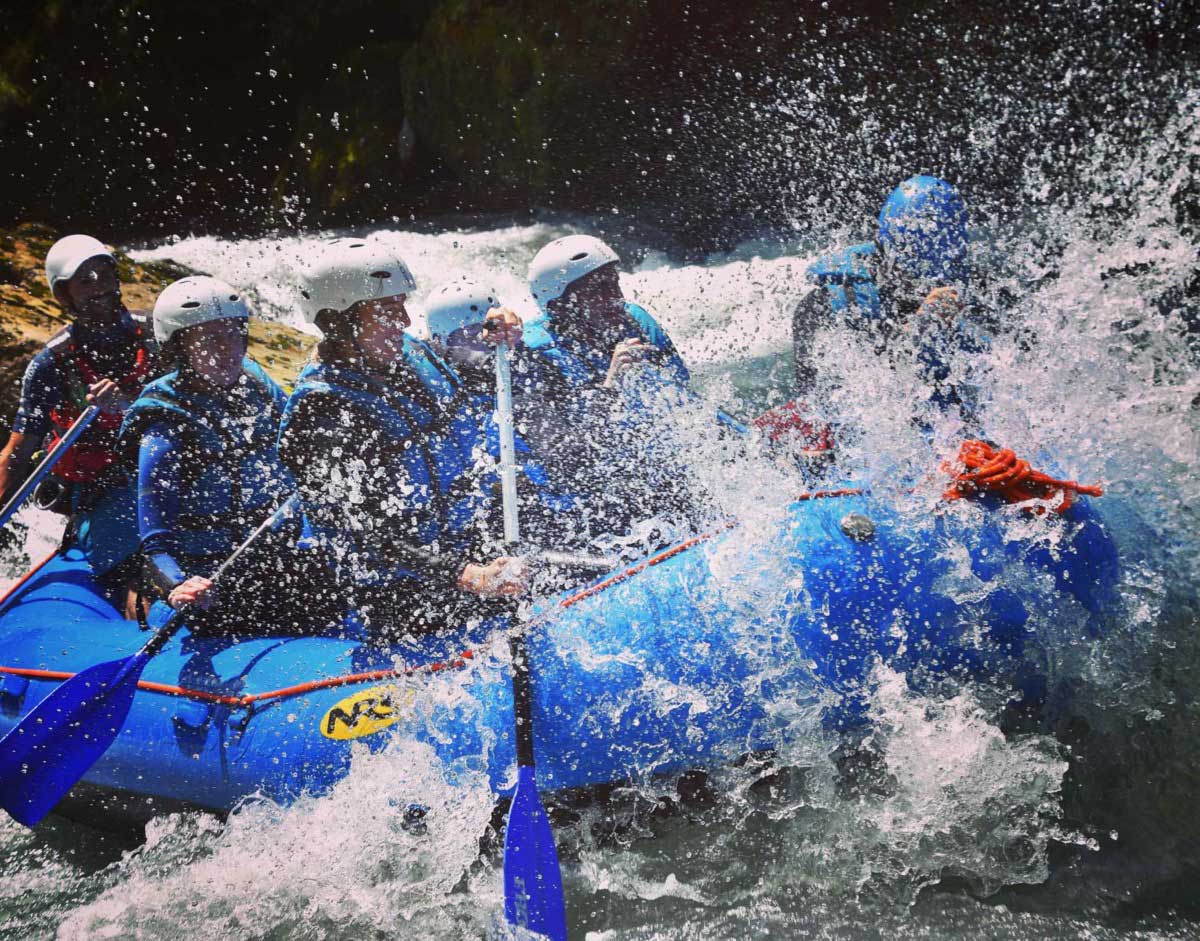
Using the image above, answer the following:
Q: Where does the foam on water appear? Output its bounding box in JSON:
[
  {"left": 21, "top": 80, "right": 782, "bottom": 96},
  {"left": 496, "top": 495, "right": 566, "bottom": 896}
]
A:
[{"left": 54, "top": 705, "right": 501, "bottom": 939}]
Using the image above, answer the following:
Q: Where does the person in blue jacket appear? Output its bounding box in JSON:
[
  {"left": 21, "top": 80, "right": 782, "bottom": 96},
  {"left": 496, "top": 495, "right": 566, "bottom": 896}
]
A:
[
  {"left": 526, "top": 234, "right": 690, "bottom": 392},
  {"left": 277, "top": 240, "right": 528, "bottom": 639},
  {"left": 522, "top": 234, "right": 706, "bottom": 539},
  {"left": 792, "top": 175, "right": 987, "bottom": 420},
  {"left": 424, "top": 277, "right": 590, "bottom": 552},
  {"left": 119, "top": 276, "right": 335, "bottom": 636}
]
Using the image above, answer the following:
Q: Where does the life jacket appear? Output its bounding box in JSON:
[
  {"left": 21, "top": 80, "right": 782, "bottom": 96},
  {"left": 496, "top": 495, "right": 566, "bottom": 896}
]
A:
[
  {"left": 46, "top": 320, "right": 154, "bottom": 483},
  {"left": 807, "top": 243, "right": 883, "bottom": 321},
  {"left": 456, "top": 379, "right": 585, "bottom": 521},
  {"left": 522, "top": 302, "right": 690, "bottom": 389},
  {"left": 119, "top": 359, "right": 292, "bottom": 562},
  {"left": 279, "top": 336, "right": 488, "bottom": 587}
]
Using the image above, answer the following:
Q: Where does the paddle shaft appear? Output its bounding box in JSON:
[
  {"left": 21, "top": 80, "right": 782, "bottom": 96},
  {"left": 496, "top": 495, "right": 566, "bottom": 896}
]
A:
[
  {"left": 495, "top": 340, "right": 520, "bottom": 546},
  {"left": 141, "top": 494, "right": 299, "bottom": 658},
  {"left": 0, "top": 404, "right": 101, "bottom": 529},
  {"left": 509, "top": 630, "right": 537, "bottom": 767},
  {"left": 495, "top": 339, "right": 535, "bottom": 762}
]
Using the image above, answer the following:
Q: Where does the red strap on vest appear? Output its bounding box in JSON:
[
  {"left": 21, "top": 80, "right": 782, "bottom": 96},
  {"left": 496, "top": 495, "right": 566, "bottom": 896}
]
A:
[{"left": 46, "top": 325, "right": 152, "bottom": 483}]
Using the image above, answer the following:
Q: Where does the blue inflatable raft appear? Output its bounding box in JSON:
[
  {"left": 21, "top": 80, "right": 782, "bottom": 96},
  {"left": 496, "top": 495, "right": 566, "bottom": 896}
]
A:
[{"left": 0, "top": 487, "right": 1119, "bottom": 822}]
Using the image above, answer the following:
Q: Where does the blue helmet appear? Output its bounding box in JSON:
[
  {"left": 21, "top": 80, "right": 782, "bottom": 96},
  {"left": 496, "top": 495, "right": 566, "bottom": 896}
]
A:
[{"left": 877, "top": 175, "right": 969, "bottom": 284}]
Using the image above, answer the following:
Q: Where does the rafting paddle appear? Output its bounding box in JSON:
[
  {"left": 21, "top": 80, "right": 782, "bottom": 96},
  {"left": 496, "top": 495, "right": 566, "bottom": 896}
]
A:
[
  {"left": 0, "top": 494, "right": 299, "bottom": 827},
  {"left": 0, "top": 404, "right": 101, "bottom": 530},
  {"left": 494, "top": 338, "right": 568, "bottom": 941},
  {"left": 531, "top": 548, "right": 617, "bottom": 573},
  {"left": 495, "top": 337, "right": 521, "bottom": 547}
]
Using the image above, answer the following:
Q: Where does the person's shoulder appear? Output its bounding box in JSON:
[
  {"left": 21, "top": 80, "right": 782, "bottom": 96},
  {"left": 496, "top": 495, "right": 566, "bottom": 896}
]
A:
[
  {"left": 281, "top": 380, "right": 339, "bottom": 430},
  {"left": 136, "top": 415, "right": 186, "bottom": 448},
  {"left": 807, "top": 242, "right": 876, "bottom": 282},
  {"left": 135, "top": 370, "right": 177, "bottom": 400},
  {"left": 402, "top": 332, "right": 451, "bottom": 371},
  {"left": 286, "top": 362, "right": 368, "bottom": 415},
  {"left": 624, "top": 301, "right": 661, "bottom": 330},
  {"left": 520, "top": 313, "right": 556, "bottom": 350},
  {"left": 242, "top": 357, "right": 282, "bottom": 391},
  {"left": 401, "top": 332, "right": 460, "bottom": 393},
  {"left": 120, "top": 372, "right": 196, "bottom": 457},
  {"left": 20, "top": 345, "right": 60, "bottom": 387},
  {"left": 623, "top": 302, "right": 677, "bottom": 349},
  {"left": 282, "top": 363, "right": 341, "bottom": 421},
  {"left": 12, "top": 345, "right": 63, "bottom": 432},
  {"left": 124, "top": 372, "right": 194, "bottom": 430},
  {"left": 289, "top": 358, "right": 329, "bottom": 387}
]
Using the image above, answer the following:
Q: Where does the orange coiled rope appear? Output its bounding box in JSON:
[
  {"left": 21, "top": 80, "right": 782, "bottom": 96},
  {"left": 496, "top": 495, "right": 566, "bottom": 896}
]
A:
[{"left": 941, "top": 440, "right": 1103, "bottom": 514}]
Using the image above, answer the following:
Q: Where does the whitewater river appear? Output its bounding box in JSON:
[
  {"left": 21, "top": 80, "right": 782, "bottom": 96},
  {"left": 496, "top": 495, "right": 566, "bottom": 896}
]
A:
[{"left": 2, "top": 108, "right": 1199, "bottom": 938}]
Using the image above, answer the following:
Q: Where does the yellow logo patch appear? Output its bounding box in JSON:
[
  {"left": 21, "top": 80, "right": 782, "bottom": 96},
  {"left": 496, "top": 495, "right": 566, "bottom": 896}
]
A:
[{"left": 320, "top": 685, "right": 414, "bottom": 740}]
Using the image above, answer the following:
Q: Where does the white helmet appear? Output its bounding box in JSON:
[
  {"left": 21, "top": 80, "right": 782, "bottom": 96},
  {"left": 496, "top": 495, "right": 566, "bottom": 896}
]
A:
[
  {"left": 425, "top": 278, "right": 500, "bottom": 342},
  {"left": 153, "top": 276, "right": 251, "bottom": 344},
  {"left": 45, "top": 234, "right": 115, "bottom": 290},
  {"left": 296, "top": 238, "right": 417, "bottom": 324},
  {"left": 527, "top": 234, "right": 619, "bottom": 311}
]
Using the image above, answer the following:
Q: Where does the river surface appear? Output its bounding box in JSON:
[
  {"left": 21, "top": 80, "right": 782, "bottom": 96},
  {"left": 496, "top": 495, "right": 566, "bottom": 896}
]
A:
[{"left": 2, "top": 97, "right": 1199, "bottom": 941}]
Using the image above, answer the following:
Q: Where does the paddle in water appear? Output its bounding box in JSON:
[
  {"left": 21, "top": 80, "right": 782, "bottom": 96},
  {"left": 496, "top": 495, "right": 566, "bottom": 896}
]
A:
[
  {"left": 494, "top": 337, "right": 568, "bottom": 941},
  {"left": 0, "top": 494, "right": 299, "bottom": 827},
  {"left": 0, "top": 404, "right": 101, "bottom": 531}
]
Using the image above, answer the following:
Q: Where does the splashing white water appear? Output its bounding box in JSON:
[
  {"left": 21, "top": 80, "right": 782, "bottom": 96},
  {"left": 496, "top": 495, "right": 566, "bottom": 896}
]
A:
[
  {"left": 56, "top": 738, "right": 498, "bottom": 941},
  {"left": 130, "top": 223, "right": 811, "bottom": 380}
]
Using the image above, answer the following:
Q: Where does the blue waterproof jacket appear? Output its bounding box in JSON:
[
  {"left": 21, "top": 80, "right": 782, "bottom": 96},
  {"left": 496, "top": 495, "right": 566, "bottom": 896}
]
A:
[
  {"left": 119, "top": 359, "right": 293, "bottom": 579},
  {"left": 807, "top": 244, "right": 885, "bottom": 322},
  {"left": 521, "top": 301, "right": 690, "bottom": 390},
  {"left": 278, "top": 337, "right": 501, "bottom": 591}
]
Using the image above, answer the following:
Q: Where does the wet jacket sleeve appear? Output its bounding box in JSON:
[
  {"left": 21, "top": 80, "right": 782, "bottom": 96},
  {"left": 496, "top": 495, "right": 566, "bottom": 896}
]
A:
[
  {"left": 11, "top": 350, "right": 62, "bottom": 438},
  {"left": 279, "top": 395, "right": 467, "bottom": 586},
  {"left": 136, "top": 421, "right": 190, "bottom": 593},
  {"left": 626, "top": 304, "right": 690, "bottom": 385}
]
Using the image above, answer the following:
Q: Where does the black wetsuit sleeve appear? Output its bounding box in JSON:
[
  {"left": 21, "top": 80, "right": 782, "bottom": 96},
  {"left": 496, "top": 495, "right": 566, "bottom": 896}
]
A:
[
  {"left": 791, "top": 289, "right": 829, "bottom": 396},
  {"left": 279, "top": 394, "right": 468, "bottom": 587},
  {"left": 377, "top": 536, "right": 467, "bottom": 585}
]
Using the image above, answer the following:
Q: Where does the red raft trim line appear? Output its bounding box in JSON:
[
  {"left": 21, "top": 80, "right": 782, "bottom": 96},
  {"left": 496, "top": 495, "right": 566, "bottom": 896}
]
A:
[
  {"left": 0, "top": 489, "right": 863, "bottom": 710},
  {"left": 0, "top": 652, "right": 479, "bottom": 709}
]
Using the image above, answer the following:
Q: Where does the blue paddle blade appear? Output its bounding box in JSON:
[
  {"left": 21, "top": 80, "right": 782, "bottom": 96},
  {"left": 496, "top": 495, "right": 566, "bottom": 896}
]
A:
[
  {"left": 0, "top": 652, "right": 148, "bottom": 827},
  {"left": 503, "top": 764, "right": 567, "bottom": 941}
]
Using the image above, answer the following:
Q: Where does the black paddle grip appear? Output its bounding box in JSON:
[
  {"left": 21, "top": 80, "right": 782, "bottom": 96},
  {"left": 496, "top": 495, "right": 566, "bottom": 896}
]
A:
[{"left": 509, "top": 631, "right": 536, "bottom": 768}]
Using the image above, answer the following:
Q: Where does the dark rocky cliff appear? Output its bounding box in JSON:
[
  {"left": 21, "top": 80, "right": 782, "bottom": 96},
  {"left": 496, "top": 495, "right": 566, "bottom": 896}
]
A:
[{"left": 0, "top": 1, "right": 1194, "bottom": 252}]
